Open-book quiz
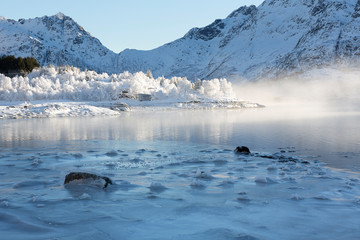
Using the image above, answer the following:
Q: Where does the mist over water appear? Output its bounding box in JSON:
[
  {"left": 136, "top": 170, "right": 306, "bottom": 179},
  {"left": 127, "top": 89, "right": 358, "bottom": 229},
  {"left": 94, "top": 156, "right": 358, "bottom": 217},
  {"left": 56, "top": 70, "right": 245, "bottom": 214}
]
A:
[
  {"left": 233, "top": 66, "right": 360, "bottom": 111},
  {"left": 230, "top": 66, "right": 360, "bottom": 171}
]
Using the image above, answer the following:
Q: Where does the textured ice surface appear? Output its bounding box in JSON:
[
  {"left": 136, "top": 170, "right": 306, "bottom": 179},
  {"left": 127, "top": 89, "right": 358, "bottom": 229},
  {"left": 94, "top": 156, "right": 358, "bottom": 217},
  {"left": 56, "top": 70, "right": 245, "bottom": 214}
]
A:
[
  {"left": 0, "top": 139, "right": 359, "bottom": 240},
  {"left": 0, "top": 108, "right": 359, "bottom": 239}
]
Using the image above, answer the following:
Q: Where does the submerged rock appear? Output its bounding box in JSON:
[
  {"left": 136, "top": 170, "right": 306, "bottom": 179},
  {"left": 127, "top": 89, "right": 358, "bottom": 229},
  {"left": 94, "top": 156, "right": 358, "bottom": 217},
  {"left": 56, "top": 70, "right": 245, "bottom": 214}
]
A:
[
  {"left": 149, "top": 182, "right": 167, "bottom": 193},
  {"left": 234, "top": 146, "right": 251, "bottom": 154},
  {"left": 64, "top": 172, "right": 113, "bottom": 189}
]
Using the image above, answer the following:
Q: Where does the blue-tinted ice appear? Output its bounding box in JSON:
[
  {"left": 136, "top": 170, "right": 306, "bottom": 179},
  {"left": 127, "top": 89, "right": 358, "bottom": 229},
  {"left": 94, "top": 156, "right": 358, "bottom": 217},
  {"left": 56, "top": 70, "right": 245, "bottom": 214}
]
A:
[{"left": 0, "top": 139, "right": 359, "bottom": 240}]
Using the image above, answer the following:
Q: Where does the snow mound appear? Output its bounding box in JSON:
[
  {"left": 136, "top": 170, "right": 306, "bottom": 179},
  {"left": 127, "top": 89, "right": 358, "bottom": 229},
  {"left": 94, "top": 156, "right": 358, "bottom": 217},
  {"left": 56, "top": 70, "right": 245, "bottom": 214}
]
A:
[
  {"left": 0, "top": 66, "right": 236, "bottom": 102},
  {"left": 0, "top": 66, "right": 263, "bottom": 119}
]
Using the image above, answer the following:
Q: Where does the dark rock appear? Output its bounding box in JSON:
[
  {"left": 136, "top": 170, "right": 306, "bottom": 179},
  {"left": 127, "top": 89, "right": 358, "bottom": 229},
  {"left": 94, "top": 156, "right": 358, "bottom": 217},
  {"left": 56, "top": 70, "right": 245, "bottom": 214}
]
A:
[
  {"left": 278, "top": 156, "right": 297, "bottom": 163},
  {"left": 234, "top": 146, "right": 251, "bottom": 154},
  {"left": 259, "top": 155, "right": 276, "bottom": 159},
  {"left": 105, "top": 150, "right": 118, "bottom": 157},
  {"left": 64, "top": 172, "right": 113, "bottom": 189}
]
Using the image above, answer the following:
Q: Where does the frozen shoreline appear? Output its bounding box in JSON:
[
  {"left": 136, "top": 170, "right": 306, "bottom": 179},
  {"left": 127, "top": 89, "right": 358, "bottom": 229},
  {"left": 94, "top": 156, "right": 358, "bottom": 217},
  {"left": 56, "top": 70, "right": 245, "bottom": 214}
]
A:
[
  {"left": 0, "top": 99, "right": 263, "bottom": 119},
  {"left": 0, "top": 66, "right": 263, "bottom": 119}
]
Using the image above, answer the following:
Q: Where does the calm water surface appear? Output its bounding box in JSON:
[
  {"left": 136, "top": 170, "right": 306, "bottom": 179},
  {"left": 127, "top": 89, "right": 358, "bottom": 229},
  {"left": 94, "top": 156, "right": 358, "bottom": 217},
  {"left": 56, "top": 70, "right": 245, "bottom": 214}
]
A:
[
  {"left": 1, "top": 104, "right": 360, "bottom": 240},
  {"left": 1, "top": 104, "right": 359, "bottom": 172}
]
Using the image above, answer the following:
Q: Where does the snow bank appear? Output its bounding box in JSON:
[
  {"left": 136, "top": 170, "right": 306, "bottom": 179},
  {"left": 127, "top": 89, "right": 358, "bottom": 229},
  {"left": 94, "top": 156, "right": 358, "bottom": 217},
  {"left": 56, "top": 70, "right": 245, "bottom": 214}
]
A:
[
  {"left": 0, "top": 66, "right": 236, "bottom": 102},
  {"left": 0, "top": 66, "right": 263, "bottom": 119}
]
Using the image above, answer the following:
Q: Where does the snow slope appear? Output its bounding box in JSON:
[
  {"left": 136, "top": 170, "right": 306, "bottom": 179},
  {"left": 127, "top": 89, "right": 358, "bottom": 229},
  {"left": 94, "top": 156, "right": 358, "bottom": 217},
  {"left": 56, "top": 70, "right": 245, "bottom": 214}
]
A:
[
  {"left": 117, "top": 0, "right": 360, "bottom": 79},
  {"left": 1, "top": 0, "right": 360, "bottom": 80},
  {"left": 0, "top": 13, "right": 117, "bottom": 73}
]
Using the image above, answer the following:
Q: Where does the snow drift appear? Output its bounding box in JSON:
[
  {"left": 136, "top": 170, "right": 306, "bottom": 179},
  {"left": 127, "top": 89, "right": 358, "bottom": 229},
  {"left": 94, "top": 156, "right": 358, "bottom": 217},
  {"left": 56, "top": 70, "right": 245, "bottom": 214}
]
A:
[
  {"left": 0, "top": 66, "right": 235, "bottom": 102},
  {"left": 0, "top": 66, "right": 262, "bottom": 119}
]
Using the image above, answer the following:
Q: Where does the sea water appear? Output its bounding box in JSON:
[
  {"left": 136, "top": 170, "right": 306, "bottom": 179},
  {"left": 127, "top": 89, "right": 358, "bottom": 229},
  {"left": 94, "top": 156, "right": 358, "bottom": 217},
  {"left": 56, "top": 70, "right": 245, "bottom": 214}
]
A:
[{"left": 0, "top": 105, "right": 359, "bottom": 239}]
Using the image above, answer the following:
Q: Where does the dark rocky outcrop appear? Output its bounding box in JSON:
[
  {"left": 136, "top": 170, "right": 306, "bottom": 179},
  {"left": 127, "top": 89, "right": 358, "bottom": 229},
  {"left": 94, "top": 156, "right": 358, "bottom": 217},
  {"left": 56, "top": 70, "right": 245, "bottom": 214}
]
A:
[
  {"left": 234, "top": 146, "right": 251, "bottom": 154},
  {"left": 64, "top": 172, "right": 113, "bottom": 189}
]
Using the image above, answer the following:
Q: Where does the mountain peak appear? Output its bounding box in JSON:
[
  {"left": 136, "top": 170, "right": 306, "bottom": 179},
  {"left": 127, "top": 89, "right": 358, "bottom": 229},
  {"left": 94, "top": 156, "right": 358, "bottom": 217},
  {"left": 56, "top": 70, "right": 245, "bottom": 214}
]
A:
[
  {"left": 0, "top": 12, "right": 116, "bottom": 73},
  {"left": 55, "top": 12, "right": 66, "bottom": 20},
  {"left": 228, "top": 5, "right": 257, "bottom": 18}
]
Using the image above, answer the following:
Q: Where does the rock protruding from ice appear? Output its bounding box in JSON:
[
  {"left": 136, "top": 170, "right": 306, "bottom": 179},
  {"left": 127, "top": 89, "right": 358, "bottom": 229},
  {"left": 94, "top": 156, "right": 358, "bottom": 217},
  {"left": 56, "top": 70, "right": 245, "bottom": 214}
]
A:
[
  {"left": 234, "top": 146, "right": 251, "bottom": 154},
  {"left": 64, "top": 172, "right": 113, "bottom": 189}
]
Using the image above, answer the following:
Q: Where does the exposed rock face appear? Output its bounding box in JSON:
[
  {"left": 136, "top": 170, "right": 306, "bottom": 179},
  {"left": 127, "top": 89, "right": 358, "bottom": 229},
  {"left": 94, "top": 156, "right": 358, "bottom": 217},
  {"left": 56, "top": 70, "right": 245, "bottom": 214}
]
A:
[{"left": 1, "top": 0, "right": 360, "bottom": 80}]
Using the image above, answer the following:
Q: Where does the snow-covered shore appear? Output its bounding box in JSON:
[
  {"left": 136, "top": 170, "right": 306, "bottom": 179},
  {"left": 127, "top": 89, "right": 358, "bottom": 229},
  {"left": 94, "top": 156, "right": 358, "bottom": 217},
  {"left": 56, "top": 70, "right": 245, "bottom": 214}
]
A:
[{"left": 0, "top": 66, "right": 262, "bottom": 119}]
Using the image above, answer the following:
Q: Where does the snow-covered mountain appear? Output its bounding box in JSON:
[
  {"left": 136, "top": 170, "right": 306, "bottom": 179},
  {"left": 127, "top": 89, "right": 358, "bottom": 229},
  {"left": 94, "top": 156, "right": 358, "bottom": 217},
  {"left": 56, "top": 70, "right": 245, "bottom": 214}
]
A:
[
  {"left": 117, "top": 0, "right": 360, "bottom": 80},
  {"left": 1, "top": 0, "right": 360, "bottom": 80},
  {"left": 0, "top": 13, "right": 117, "bottom": 73}
]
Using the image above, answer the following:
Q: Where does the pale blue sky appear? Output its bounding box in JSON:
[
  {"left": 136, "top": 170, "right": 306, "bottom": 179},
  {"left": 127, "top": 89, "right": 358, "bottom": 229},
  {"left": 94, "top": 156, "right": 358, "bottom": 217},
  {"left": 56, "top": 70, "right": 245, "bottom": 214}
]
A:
[{"left": 1, "top": 0, "right": 264, "bottom": 52}]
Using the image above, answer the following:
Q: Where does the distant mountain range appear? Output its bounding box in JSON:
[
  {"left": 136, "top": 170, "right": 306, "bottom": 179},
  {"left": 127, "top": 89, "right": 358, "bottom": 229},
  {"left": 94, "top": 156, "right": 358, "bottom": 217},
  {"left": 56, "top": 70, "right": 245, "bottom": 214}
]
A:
[{"left": 1, "top": 0, "right": 360, "bottom": 80}]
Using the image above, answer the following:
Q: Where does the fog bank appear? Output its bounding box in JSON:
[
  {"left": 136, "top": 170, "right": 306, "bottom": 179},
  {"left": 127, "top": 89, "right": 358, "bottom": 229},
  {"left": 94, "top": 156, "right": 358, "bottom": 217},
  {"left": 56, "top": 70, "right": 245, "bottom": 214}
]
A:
[{"left": 233, "top": 67, "right": 360, "bottom": 111}]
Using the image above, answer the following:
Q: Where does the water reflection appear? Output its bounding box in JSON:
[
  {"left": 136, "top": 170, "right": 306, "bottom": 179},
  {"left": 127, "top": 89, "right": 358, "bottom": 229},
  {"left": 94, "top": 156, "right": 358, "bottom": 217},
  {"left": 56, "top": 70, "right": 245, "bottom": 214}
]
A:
[{"left": 0, "top": 106, "right": 359, "bottom": 171}]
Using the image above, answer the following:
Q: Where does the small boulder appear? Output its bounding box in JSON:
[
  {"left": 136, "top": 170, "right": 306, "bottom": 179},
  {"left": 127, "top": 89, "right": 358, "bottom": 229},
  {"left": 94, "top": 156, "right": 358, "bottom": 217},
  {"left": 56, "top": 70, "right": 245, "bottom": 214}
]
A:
[
  {"left": 64, "top": 172, "right": 113, "bottom": 189},
  {"left": 234, "top": 146, "right": 250, "bottom": 154}
]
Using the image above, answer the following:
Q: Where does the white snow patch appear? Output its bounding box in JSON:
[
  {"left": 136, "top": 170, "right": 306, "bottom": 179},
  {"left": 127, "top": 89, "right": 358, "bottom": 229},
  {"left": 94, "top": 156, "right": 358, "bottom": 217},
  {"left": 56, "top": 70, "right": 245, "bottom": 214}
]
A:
[{"left": 0, "top": 66, "right": 262, "bottom": 119}]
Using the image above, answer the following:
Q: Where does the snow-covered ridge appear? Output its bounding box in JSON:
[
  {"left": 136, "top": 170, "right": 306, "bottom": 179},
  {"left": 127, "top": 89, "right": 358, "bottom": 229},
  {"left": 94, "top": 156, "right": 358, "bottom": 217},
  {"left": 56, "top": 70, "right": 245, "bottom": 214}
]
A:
[
  {"left": 118, "top": 0, "right": 360, "bottom": 80},
  {"left": 2, "top": 0, "right": 360, "bottom": 80},
  {"left": 0, "top": 66, "right": 261, "bottom": 119},
  {"left": 0, "top": 12, "right": 116, "bottom": 73}
]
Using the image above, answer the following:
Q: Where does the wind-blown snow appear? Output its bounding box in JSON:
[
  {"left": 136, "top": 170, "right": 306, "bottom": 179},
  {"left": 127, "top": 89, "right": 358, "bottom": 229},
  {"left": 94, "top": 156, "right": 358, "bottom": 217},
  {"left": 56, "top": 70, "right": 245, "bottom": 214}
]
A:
[{"left": 0, "top": 66, "right": 261, "bottom": 119}]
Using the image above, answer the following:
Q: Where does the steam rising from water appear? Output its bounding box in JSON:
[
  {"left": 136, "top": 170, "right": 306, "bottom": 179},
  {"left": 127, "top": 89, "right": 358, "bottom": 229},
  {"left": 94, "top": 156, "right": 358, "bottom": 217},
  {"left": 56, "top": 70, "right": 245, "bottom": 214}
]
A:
[{"left": 233, "top": 66, "right": 360, "bottom": 110}]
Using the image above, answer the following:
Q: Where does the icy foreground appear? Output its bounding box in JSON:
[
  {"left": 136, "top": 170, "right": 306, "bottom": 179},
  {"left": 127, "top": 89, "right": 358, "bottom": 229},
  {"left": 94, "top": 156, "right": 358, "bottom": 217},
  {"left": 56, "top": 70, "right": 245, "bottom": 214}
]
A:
[
  {"left": 0, "top": 140, "right": 359, "bottom": 240},
  {"left": 0, "top": 66, "right": 261, "bottom": 119}
]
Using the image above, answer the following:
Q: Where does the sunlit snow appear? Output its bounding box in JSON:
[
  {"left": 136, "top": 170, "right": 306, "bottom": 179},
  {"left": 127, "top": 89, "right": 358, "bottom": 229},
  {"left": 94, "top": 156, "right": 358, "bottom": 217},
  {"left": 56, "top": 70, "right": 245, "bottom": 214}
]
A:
[{"left": 0, "top": 66, "right": 261, "bottom": 119}]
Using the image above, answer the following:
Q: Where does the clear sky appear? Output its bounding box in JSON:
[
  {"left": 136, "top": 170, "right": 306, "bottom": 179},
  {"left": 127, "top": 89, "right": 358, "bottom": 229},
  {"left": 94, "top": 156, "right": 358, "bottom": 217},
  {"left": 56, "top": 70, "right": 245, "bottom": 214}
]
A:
[{"left": 1, "top": 0, "right": 264, "bottom": 53}]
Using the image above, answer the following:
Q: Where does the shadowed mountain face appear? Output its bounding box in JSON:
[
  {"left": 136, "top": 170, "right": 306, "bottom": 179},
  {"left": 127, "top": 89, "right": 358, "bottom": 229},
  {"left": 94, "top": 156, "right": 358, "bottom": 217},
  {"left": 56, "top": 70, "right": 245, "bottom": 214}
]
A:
[{"left": 1, "top": 0, "right": 360, "bottom": 80}]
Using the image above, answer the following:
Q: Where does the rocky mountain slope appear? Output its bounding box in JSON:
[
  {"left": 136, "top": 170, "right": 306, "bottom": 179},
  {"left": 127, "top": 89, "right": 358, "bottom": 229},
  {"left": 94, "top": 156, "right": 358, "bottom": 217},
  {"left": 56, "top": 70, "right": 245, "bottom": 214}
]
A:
[
  {"left": 0, "top": 13, "right": 117, "bottom": 73},
  {"left": 117, "top": 0, "right": 360, "bottom": 80},
  {"left": 1, "top": 0, "right": 360, "bottom": 80}
]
